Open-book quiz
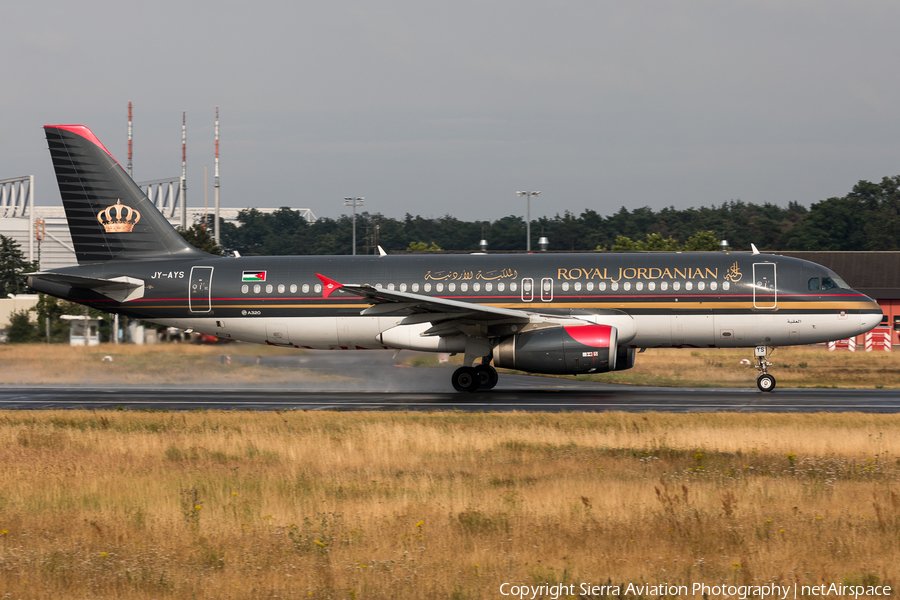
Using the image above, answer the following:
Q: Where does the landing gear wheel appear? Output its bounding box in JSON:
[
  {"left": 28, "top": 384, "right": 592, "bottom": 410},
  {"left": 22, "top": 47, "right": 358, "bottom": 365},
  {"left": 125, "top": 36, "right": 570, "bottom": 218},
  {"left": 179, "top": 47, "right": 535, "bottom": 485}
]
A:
[
  {"left": 452, "top": 366, "right": 480, "bottom": 393},
  {"left": 757, "top": 374, "right": 776, "bottom": 392},
  {"left": 474, "top": 364, "right": 499, "bottom": 390}
]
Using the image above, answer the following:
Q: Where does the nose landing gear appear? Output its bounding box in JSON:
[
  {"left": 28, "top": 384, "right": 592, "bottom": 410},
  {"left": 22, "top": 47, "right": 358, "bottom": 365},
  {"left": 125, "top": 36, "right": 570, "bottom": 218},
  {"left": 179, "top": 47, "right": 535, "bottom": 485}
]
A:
[{"left": 754, "top": 345, "right": 776, "bottom": 392}]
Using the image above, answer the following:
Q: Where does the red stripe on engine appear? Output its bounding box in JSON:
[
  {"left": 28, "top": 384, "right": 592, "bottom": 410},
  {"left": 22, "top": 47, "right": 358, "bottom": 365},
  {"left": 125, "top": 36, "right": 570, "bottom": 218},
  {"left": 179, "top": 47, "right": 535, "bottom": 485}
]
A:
[{"left": 564, "top": 324, "right": 612, "bottom": 347}]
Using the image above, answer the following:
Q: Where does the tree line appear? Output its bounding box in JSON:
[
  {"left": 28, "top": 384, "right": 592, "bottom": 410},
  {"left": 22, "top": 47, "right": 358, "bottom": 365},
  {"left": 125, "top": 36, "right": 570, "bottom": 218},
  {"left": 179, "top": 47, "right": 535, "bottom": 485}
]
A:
[{"left": 194, "top": 176, "right": 900, "bottom": 256}]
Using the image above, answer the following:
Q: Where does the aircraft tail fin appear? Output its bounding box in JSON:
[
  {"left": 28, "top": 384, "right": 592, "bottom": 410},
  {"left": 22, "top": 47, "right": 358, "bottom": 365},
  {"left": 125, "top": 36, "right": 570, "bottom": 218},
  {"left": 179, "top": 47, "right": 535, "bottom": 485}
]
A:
[{"left": 43, "top": 125, "right": 206, "bottom": 264}]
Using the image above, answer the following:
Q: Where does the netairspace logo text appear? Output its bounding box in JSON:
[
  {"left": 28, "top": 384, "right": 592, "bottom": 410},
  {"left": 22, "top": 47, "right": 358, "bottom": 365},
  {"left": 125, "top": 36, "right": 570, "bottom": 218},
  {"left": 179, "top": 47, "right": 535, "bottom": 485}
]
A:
[{"left": 498, "top": 582, "right": 892, "bottom": 599}]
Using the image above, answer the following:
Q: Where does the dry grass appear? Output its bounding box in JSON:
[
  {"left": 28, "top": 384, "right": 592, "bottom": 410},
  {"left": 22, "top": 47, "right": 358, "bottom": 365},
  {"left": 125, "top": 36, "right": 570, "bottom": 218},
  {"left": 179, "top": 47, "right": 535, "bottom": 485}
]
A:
[
  {"left": 0, "top": 411, "right": 898, "bottom": 598},
  {"left": 1, "top": 342, "right": 897, "bottom": 389}
]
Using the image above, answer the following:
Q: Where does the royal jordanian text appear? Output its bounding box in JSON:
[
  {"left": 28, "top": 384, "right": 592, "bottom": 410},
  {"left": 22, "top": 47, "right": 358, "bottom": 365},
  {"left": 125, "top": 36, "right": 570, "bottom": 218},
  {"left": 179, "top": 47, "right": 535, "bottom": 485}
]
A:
[{"left": 557, "top": 266, "right": 720, "bottom": 281}]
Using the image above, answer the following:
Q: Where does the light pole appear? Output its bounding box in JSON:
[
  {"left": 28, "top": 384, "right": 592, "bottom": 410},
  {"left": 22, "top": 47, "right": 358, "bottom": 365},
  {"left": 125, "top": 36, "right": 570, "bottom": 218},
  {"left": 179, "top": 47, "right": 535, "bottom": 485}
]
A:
[
  {"left": 344, "top": 197, "right": 364, "bottom": 255},
  {"left": 517, "top": 191, "right": 541, "bottom": 252}
]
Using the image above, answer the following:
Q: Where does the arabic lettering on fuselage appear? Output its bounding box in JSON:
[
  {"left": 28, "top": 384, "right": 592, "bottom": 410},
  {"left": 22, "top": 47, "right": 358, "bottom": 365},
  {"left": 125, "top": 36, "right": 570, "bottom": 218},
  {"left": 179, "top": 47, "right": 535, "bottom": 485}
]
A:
[
  {"left": 424, "top": 268, "right": 519, "bottom": 281},
  {"left": 557, "top": 266, "right": 719, "bottom": 282}
]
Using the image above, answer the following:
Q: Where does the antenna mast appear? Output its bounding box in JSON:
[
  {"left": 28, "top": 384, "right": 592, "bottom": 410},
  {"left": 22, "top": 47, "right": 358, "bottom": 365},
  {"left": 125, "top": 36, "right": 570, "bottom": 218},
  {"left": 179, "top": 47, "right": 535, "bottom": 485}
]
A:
[
  {"left": 214, "top": 106, "right": 220, "bottom": 244},
  {"left": 181, "top": 111, "right": 187, "bottom": 228},
  {"left": 127, "top": 101, "right": 133, "bottom": 178}
]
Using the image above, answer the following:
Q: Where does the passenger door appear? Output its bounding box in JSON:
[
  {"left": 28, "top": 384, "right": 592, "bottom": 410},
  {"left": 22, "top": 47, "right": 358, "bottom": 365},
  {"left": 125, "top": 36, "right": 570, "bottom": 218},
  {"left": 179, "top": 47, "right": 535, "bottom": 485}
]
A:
[
  {"left": 189, "top": 267, "right": 214, "bottom": 313},
  {"left": 752, "top": 263, "right": 777, "bottom": 309}
]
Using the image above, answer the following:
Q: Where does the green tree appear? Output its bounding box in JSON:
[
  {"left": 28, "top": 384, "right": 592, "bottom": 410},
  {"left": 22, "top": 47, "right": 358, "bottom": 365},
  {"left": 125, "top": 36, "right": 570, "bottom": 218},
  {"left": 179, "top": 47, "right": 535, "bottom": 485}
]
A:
[
  {"left": 0, "top": 234, "right": 37, "bottom": 296},
  {"left": 6, "top": 309, "right": 38, "bottom": 343},
  {"left": 682, "top": 231, "right": 721, "bottom": 251},
  {"left": 178, "top": 224, "right": 224, "bottom": 255},
  {"left": 33, "top": 295, "right": 83, "bottom": 343},
  {"left": 406, "top": 241, "right": 443, "bottom": 252}
]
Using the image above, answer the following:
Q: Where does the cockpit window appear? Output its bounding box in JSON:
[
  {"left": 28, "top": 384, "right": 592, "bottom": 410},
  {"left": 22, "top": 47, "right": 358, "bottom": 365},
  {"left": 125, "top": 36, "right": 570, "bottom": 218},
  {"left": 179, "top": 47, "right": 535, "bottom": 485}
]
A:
[
  {"left": 808, "top": 277, "right": 820, "bottom": 291},
  {"left": 831, "top": 276, "right": 850, "bottom": 289},
  {"left": 821, "top": 276, "right": 850, "bottom": 290}
]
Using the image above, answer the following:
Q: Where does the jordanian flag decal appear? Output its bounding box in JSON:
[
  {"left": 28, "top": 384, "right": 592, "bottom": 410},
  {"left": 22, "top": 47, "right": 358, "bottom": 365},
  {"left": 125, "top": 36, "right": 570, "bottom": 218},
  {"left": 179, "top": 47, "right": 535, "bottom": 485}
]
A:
[{"left": 242, "top": 271, "right": 267, "bottom": 282}]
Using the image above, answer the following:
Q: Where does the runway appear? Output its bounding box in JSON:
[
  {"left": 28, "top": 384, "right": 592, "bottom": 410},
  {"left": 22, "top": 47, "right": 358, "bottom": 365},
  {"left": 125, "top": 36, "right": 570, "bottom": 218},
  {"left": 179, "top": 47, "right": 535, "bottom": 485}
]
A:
[{"left": 0, "top": 374, "right": 896, "bottom": 412}]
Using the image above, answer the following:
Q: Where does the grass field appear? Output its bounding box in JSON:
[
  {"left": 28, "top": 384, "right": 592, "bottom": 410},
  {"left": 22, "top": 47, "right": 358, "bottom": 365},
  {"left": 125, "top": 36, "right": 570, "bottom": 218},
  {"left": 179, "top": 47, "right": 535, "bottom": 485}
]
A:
[
  {"left": 0, "top": 342, "right": 897, "bottom": 389},
  {"left": 0, "top": 411, "right": 898, "bottom": 599}
]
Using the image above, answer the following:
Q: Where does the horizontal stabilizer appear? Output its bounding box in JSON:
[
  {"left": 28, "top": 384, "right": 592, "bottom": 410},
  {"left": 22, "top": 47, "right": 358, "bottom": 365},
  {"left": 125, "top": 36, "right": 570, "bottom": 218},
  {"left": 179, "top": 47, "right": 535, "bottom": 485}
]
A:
[{"left": 27, "top": 272, "right": 145, "bottom": 303}]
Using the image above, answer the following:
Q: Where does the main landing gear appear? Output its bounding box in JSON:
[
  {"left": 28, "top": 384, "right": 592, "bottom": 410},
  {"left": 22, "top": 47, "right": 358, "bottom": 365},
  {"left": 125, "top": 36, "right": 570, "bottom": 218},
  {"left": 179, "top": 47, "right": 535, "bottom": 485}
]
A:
[
  {"left": 452, "top": 359, "right": 498, "bottom": 393},
  {"left": 754, "top": 345, "right": 776, "bottom": 392}
]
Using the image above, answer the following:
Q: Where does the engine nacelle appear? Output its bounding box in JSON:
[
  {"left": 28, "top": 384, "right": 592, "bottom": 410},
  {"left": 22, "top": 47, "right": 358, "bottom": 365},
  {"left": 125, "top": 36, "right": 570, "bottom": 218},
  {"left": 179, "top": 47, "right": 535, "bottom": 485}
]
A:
[
  {"left": 493, "top": 324, "right": 618, "bottom": 375},
  {"left": 613, "top": 345, "right": 636, "bottom": 371}
]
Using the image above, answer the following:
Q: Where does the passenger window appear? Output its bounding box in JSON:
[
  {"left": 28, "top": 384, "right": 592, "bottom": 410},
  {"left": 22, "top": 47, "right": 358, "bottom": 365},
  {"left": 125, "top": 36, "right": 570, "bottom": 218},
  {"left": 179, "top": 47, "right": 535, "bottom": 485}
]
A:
[
  {"left": 278, "top": 284, "right": 285, "bottom": 293},
  {"left": 723, "top": 281, "right": 730, "bottom": 291},
  {"left": 648, "top": 282, "right": 655, "bottom": 291},
  {"left": 497, "top": 282, "right": 504, "bottom": 292},
  {"left": 473, "top": 283, "right": 481, "bottom": 292},
  {"left": 623, "top": 282, "right": 631, "bottom": 291},
  {"left": 425, "top": 283, "right": 432, "bottom": 292},
  {"left": 266, "top": 284, "right": 273, "bottom": 294},
  {"left": 302, "top": 284, "right": 309, "bottom": 293},
  {"left": 412, "top": 283, "right": 419, "bottom": 292},
  {"left": 242, "top": 285, "right": 249, "bottom": 294},
  {"left": 253, "top": 284, "right": 261, "bottom": 294},
  {"left": 636, "top": 282, "right": 643, "bottom": 291},
  {"left": 460, "top": 283, "right": 468, "bottom": 292},
  {"left": 586, "top": 282, "right": 594, "bottom": 291},
  {"left": 562, "top": 282, "right": 570, "bottom": 291},
  {"left": 710, "top": 281, "right": 717, "bottom": 291},
  {"left": 673, "top": 282, "right": 681, "bottom": 291},
  {"left": 510, "top": 282, "right": 517, "bottom": 292},
  {"left": 314, "top": 284, "right": 322, "bottom": 293},
  {"left": 436, "top": 283, "right": 444, "bottom": 292},
  {"left": 290, "top": 284, "right": 297, "bottom": 293},
  {"left": 808, "top": 278, "right": 820, "bottom": 291},
  {"left": 660, "top": 282, "right": 668, "bottom": 291},
  {"left": 611, "top": 282, "right": 619, "bottom": 291},
  {"left": 598, "top": 282, "right": 606, "bottom": 291},
  {"left": 449, "top": 283, "right": 456, "bottom": 292},
  {"left": 685, "top": 282, "right": 692, "bottom": 291},
  {"left": 697, "top": 282, "right": 705, "bottom": 291}
]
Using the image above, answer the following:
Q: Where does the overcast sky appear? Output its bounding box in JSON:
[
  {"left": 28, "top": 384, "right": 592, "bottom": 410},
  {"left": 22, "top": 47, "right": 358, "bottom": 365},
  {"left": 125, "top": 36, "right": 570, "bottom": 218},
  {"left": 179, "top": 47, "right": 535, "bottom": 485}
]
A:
[{"left": 4, "top": 1, "right": 900, "bottom": 223}]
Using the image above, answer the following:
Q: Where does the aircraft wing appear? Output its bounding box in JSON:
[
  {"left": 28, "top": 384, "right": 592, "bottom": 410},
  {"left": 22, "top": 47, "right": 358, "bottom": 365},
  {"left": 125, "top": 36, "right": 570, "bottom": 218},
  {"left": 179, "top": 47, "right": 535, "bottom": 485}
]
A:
[
  {"left": 315, "top": 273, "right": 531, "bottom": 327},
  {"left": 26, "top": 272, "right": 145, "bottom": 303}
]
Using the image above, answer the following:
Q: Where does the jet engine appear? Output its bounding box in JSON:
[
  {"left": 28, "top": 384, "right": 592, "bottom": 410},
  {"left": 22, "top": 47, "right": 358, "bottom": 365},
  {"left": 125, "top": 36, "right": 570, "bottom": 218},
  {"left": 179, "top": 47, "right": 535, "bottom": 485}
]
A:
[{"left": 493, "top": 324, "right": 618, "bottom": 375}]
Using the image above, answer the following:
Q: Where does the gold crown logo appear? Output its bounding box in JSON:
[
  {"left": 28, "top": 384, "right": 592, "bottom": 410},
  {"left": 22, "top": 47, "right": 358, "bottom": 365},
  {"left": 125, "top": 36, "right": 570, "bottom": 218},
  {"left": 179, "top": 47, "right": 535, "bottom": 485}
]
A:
[{"left": 97, "top": 200, "right": 141, "bottom": 233}]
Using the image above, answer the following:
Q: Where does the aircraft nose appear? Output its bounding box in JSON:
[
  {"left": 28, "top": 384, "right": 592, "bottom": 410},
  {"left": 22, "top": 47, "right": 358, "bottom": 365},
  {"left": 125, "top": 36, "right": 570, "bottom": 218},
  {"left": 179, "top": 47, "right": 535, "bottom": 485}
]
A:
[{"left": 858, "top": 299, "right": 883, "bottom": 334}]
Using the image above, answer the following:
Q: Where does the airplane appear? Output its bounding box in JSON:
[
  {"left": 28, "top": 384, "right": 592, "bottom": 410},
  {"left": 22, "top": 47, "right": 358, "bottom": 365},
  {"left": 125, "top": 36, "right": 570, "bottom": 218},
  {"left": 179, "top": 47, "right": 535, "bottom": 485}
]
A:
[{"left": 27, "top": 125, "right": 883, "bottom": 393}]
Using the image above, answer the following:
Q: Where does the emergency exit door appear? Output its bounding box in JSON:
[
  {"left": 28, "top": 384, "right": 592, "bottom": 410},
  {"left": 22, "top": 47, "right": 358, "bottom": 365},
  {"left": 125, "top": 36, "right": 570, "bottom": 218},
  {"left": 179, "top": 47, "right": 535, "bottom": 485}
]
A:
[{"left": 189, "top": 267, "right": 214, "bottom": 313}]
